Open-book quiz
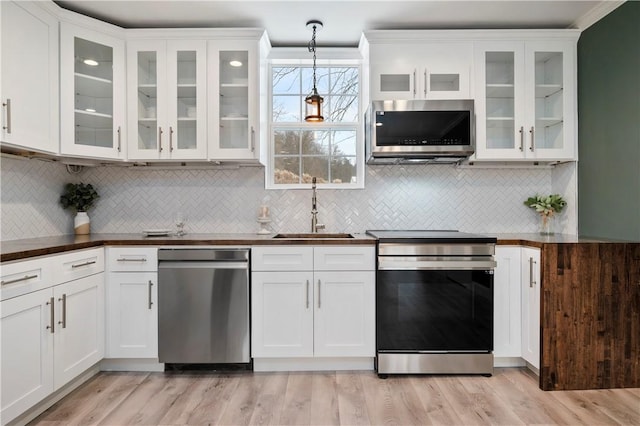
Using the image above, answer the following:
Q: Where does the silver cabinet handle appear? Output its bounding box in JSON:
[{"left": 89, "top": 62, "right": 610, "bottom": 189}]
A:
[
  {"left": 250, "top": 126, "right": 255, "bottom": 152},
  {"left": 169, "top": 126, "right": 174, "bottom": 152},
  {"left": 305, "top": 280, "right": 309, "bottom": 309},
  {"left": 117, "top": 126, "right": 121, "bottom": 152},
  {"left": 529, "top": 126, "right": 535, "bottom": 152},
  {"left": 519, "top": 126, "right": 524, "bottom": 151},
  {"left": 1, "top": 274, "right": 38, "bottom": 286},
  {"left": 71, "top": 260, "right": 96, "bottom": 269},
  {"left": 3, "top": 98, "right": 11, "bottom": 134},
  {"left": 46, "top": 297, "right": 55, "bottom": 333},
  {"left": 317, "top": 279, "right": 321, "bottom": 309},
  {"left": 412, "top": 69, "right": 417, "bottom": 96},
  {"left": 116, "top": 258, "right": 147, "bottom": 262},
  {"left": 423, "top": 69, "right": 427, "bottom": 97},
  {"left": 148, "top": 280, "right": 154, "bottom": 310},
  {"left": 158, "top": 127, "right": 163, "bottom": 153},
  {"left": 58, "top": 294, "right": 67, "bottom": 328},
  {"left": 529, "top": 257, "right": 537, "bottom": 287}
]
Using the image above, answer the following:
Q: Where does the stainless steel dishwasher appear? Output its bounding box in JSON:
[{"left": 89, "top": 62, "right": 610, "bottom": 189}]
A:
[{"left": 158, "top": 248, "right": 250, "bottom": 365}]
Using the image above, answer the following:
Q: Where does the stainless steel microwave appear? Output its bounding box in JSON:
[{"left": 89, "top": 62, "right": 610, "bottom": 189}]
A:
[{"left": 366, "top": 99, "right": 475, "bottom": 164}]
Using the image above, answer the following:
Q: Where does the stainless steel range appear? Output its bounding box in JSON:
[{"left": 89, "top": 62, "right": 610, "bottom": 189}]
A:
[{"left": 366, "top": 230, "right": 497, "bottom": 376}]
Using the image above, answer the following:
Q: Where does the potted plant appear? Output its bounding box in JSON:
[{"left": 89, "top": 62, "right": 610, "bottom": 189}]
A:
[
  {"left": 524, "top": 194, "right": 566, "bottom": 235},
  {"left": 60, "top": 183, "right": 99, "bottom": 235}
]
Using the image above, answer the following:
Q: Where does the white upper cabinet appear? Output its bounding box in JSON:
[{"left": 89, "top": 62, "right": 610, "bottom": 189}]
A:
[
  {"left": 365, "top": 33, "right": 473, "bottom": 101},
  {"left": 474, "top": 36, "right": 577, "bottom": 161},
  {"left": 127, "top": 39, "right": 207, "bottom": 160},
  {"left": 60, "top": 23, "right": 126, "bottom": 159},
  {"left": 1, "top": 1, "right": 59, "bottom": 154},
  {"left": 208, "top": 40, "right": 259, "bottom": 160}
]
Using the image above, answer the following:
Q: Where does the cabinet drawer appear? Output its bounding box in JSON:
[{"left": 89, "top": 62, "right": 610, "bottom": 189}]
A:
[
  {"left": 314, "top": 246, "right": 375, "bottom": 271},
  {"left": 252, "top": 247, "right": 313, "bottom": 271},
  {"left": 51, "top": 248, "right": 104, "bottom": 284},
  {"left": 106, "top": 247, "right": 158, "bottom": 272},
  {"left": 0, "top": 256, "right": 52, "bottom": 301}
]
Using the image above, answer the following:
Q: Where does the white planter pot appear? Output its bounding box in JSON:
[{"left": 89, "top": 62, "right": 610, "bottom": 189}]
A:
[{"left": 74, "top": 211, "right": 90, "bottom": 235}]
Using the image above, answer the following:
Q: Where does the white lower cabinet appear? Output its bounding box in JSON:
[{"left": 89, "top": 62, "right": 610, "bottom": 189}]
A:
[
  {"left": 493, "top": 245, "right": 541, "bottom": 371},
  {"left": 106, "top": 272, "right": 158, "bottom": 358},
  {"left": 251, "top": 271, "right": 313, "bottom": 357},
  {"left": 521, "top": 246, "right": 541, "bottom": 370},
  {"left": 0, "top": 250, "right": 105, "bottom": 426},
  {"left": 313, "top": 271, "right": 375, "bottom": 357},
  {"left": 105, "top": 247, "right": 158, "bottom": 358},
  {"left": 52, "top": 274, "right": 105, "bottom": 389},
  {"left": 1, "top": 288, "right": 54, "bottom": 424},
  {"left": 251, "top": 246, "right": 375, "bottom": 362},
  {"left": 493, "top": 246, "right": 522, "bottom": 358}
]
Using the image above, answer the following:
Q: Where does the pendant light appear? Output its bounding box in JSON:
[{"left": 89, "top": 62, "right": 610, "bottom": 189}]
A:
[{"left": 305, "top": 20, "right": 324, "bottom": 122}]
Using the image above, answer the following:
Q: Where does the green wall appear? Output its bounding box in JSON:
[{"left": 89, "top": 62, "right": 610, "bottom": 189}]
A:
[{"left": 578, "top": 1, "right": 640, "bottom": 240}]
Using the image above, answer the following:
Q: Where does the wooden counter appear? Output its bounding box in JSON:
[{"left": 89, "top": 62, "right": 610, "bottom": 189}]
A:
[{"left": 0, "top": 233, "right": 376, "bottom": 263}]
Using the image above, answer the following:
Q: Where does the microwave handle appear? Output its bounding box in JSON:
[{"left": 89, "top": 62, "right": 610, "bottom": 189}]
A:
[
  {"left": 424, "top": 70, "right": 427, "bottom": 97},
  {"left": 412, "top": 69, "right": 417, "bottom": 97}
]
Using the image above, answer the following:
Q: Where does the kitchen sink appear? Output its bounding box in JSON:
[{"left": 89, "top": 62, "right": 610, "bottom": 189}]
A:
[{"left": 273, "top": 233, "right": 354, "bottom": 239}]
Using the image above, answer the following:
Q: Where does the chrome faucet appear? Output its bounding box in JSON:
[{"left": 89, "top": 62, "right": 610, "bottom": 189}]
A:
[{"left": 311, "top": 177, "right": 325, "bottom": 233}]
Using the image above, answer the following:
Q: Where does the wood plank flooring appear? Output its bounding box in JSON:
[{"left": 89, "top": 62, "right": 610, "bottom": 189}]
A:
[{"left": 30, "top": 368, "right": 640, "bottom": 425}]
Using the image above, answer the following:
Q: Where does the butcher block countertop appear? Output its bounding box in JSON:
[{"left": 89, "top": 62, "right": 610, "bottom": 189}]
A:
[
  {"left": 0, "top": 233, "right": 376, "bottom": 262},
  {"left": 1, "top": 232, "right": 630, "bottom": 263}
]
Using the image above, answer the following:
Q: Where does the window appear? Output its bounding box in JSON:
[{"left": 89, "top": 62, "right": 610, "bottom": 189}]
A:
[{"left": 268, "top": 64, "right": 363, "bottom": 188}]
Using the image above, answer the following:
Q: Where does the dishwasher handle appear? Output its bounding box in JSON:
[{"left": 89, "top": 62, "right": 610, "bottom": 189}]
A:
[{"left": 158, "top": 261, "right": 248, "bottom": 269}]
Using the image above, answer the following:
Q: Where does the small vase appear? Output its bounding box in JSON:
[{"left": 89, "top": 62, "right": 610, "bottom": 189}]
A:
[
  {"left": 540, "top": 214, "right": 554, "bottom": 235},
  {"left": 74, "top": 211, "right": 90, "bottom": 235}
]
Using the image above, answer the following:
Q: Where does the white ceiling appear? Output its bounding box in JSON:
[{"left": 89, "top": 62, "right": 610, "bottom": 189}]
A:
[{"left": 54, "top": 0, "right": 620, "bottom": 46}]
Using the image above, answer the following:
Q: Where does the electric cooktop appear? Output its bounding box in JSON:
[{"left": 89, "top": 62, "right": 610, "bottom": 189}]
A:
[{"left": 365, "top": 230, "right": 497, "bottom": 244}]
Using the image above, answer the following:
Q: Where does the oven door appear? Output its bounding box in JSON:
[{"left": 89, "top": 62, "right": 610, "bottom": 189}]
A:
[{"left": 376, "top": 268, "right": 494, "bottom": 353}]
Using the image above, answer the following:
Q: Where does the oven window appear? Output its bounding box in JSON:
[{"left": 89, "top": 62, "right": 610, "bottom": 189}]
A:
[{"left": 376, "top": 270, "right": 493, "bottom": 352}]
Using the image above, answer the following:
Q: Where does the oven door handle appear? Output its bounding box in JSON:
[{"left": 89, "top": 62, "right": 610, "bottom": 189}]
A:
[{"left": 378, "top": 259, "right": 496, "bottom": 270}]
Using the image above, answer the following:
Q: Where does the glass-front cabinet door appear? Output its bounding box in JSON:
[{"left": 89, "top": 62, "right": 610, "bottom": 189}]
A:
[
  {"left": 208, "top": 41, "right": 258, "bottom": 160},
  {"left": 60, "top": 24, "right": 125, "bottom": 159},
  {"left": 474, "top": 39, "right": 576, "bottom": 161},
  {"left": 127, "top": 40, "right": 206, "bottom": 160},
  {"left": 524, "top": 41, "right": 575, "bottom": 160},
  {"left": 474, "top": 42, "right": 527, "bottom": 160}
]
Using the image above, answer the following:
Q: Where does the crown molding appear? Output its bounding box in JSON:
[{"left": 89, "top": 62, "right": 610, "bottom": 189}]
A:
[{"left": 571, "top": 1, "right": 626, "bottom": 30}]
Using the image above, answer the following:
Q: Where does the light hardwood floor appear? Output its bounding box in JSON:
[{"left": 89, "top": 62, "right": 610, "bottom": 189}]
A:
[{"left": 30, "top": 368, "right": 640, "bottom": 425}]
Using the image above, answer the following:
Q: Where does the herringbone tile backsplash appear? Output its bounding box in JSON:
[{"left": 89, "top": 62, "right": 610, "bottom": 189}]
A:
[{"left": 1, "top": 156, "right": 577, "bottom": 241}]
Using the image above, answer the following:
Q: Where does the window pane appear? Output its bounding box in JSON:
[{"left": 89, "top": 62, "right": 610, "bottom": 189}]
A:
[
  {"left": 302, "top": 67, "right": 329, "bottom": 94},
  {"left": 273, "top": 96, "right": 300, "bottom": 122},
  {"left": 330, "top": 157, "right": 357, "bottom": 184},
  {"left": 274, "top": 157, "right": 300, "bottom": 184},
  {"left": 302, "top": 157, "right": 329, "bottom": 183},
  {"left": 332, "top": 130, "right": 357, "bottom": 156},
  {"left": 273, "top": 67, "right": 300, "bottom": 94},
  {"left": 302, "top": 130, "right": 329, "bottom": 155},
  {"left": 331, "top": 68, "right": 359, "bottom": 95},
  {"left": 274, "top": 130, "right": 300, "bottom": 155},
  {"left": 328, "top": 95, "right": 358, "bottom": 122}
]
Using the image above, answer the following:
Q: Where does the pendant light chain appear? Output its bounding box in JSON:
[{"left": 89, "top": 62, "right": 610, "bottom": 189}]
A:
[{"left": 309, "top": 24, "right": 318, "bottom": 91}]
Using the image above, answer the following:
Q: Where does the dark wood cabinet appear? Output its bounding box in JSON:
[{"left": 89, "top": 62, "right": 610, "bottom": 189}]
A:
[{"left": 540, "top": 243, "right": 640, "bottom": 390}]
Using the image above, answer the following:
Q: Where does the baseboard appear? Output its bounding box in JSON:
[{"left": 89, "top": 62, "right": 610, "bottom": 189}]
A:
[
  {"left": 100, "top": 358, "right": 164, "bottom": 372},
  {"left": 6, "top": 364, "right": 100, "bottom": 426},
  {"left": 253, "top": 357, "right": 374, "bottom": 372}
]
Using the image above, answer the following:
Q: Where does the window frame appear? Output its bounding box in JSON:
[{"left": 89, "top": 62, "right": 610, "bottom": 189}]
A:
[{"left": 266, "top": 50, "right": 365, "bottom": 190}]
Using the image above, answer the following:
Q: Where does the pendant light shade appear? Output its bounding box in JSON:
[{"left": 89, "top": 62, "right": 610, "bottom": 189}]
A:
[{"left": 305, "top": 20, "right": 324, "bottom": 122}]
